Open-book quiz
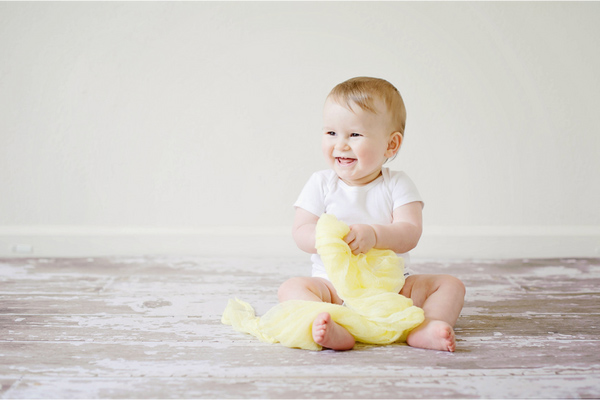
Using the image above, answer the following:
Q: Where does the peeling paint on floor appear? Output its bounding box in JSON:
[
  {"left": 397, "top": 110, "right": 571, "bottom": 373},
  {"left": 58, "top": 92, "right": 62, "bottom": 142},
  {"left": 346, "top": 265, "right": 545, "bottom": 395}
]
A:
[{"left": 1, "top": 257, "right": 599, "bottom": 398}]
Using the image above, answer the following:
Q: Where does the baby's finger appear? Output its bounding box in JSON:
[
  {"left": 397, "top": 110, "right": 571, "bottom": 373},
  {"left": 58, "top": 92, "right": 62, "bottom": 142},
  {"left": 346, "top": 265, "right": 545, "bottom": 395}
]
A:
[
  {"left": 346, "top": 239, "right": 356, "bottom": 253},
  {"left": 343, "top": 231, "right": 355, "bottom": 244}
]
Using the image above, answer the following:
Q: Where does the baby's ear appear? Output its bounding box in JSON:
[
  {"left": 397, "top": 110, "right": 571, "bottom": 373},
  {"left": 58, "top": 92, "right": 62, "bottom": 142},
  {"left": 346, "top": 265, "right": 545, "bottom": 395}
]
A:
[{"left": 385, "top": 132, "right": 403, "bottom": 158}]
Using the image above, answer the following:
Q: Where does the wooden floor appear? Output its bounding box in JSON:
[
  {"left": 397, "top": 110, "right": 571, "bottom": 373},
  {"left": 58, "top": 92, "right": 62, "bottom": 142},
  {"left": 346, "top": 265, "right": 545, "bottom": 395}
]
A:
[{"left": 1, "top": 256, "right": 599, "bottom": 399}]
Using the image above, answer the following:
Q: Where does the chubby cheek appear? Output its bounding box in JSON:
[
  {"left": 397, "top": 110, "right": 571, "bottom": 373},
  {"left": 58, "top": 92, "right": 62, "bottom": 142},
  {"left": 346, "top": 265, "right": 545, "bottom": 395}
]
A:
[
  {"left": 351, "top": 145, "right": 370, "bottom": 163},
  {"left": 321, "top": 142, "right": 334, "bottom": 164},
  {"left": 357, "top": 142, "right": 386, "bottom": 165}
]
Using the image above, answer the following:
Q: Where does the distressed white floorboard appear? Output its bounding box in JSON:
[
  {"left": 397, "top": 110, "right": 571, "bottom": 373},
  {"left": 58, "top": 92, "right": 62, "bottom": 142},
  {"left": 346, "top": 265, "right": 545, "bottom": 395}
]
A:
[{"left": 1, "top": 256, "right": 599, "bottom": 398}]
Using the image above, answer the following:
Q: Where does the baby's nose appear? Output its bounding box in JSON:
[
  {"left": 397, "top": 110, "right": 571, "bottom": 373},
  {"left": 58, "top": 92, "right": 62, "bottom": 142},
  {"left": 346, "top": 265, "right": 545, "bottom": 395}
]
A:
[{"left": 335, "top": 138, "right": 350, "bottom": 150}]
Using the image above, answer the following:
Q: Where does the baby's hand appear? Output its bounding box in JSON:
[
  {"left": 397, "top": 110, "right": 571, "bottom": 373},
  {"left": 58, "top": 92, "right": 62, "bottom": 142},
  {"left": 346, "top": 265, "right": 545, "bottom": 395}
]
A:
[{"left": 344, "top": 224, "right": 377, "bottom": 255}]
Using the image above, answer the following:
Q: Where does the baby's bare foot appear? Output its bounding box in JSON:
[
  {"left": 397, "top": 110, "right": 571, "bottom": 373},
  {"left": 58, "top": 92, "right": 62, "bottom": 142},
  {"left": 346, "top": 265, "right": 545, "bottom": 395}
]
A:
[
  {"left": 312, "top": 312, "right": 355, "bottom": 351},
  {"left": 406, "top": 319, "right": 456, "bottom": 352}
]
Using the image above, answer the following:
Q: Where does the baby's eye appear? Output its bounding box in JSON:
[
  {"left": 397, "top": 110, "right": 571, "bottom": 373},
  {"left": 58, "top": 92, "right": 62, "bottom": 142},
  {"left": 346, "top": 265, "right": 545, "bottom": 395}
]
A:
[
  {"left": 350, "top": 133, "right": 362, "bottom": 137},
  {"left": 326, "top": 131, "right": 336, "bottom": 136}
]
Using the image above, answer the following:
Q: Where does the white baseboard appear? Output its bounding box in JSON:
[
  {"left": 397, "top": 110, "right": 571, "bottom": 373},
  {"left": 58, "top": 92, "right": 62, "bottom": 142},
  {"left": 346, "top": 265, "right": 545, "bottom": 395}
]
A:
[
  {"left": 0, "top": 226, "right": 298, "bottom": 258},
  {"left": 1, "top": 225, "right": 599, "bottom": 259},
  {"left": 412, "top": 226, "right": 600, "bottom": 259}
]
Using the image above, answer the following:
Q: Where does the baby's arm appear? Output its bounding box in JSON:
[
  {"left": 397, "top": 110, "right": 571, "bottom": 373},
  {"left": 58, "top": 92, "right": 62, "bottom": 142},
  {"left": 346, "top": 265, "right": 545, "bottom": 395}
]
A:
[
  {"left": 293, "top": 201, "right": 422, "bottom": 255},
  {"left": 345, "top": 201, "right": 423, "bottom": 255},
  {"left": 372, "top": 201, "right": 423, "bottom": 254},
  {"left": 292, "top": 207, "right": 319, "bottom": 254}
]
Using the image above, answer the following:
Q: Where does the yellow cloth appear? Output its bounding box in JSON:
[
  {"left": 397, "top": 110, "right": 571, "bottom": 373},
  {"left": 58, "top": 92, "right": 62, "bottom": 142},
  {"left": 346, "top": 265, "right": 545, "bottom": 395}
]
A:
[{"left": 221, "top": 214, "right": 425, "bottom": 351}]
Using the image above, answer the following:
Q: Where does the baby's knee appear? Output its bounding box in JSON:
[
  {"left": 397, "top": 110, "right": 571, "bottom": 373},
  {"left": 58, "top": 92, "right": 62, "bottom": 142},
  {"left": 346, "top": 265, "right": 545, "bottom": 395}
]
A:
[
  {"left": 442, "top": 275, "right": 466, "bottom": 298},
  {"left": 278, "top": 277, "right": 309, "bottom": 302}
]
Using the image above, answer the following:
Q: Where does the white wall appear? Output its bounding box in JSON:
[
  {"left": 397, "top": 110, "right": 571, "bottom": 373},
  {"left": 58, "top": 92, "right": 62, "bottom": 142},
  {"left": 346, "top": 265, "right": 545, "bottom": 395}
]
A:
[{"left": 1, "top": 2, "right": 599, "bottom": 259}]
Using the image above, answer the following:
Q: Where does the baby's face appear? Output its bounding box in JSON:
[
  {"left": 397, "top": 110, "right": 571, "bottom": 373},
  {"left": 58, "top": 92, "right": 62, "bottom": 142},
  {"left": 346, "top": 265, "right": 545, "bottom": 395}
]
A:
[{"left": 322, "top": 97, "right": 397, "bottom": 186}]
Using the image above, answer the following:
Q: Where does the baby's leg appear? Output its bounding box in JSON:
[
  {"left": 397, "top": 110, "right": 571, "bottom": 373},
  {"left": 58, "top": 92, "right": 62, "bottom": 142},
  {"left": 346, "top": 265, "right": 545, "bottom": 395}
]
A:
[
  {"left": 400, "top": 274, "right": 466, "bottom": 352},
  {"left": 278, "top": 276, "right": 343, "bottom": 304},
  {"left": 278, "top": 277, "right": 354, "bottom": 350}
]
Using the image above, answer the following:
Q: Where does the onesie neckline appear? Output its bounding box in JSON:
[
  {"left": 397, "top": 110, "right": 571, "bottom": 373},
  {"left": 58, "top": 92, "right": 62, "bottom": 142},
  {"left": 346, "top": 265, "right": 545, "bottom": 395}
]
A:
[{"left": 337, "top": 170, "right": 385, "bottom": 191}]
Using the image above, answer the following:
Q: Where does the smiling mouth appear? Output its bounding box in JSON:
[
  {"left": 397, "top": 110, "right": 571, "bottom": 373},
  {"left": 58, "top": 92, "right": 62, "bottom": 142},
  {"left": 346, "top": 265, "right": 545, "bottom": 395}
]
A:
[{"left": 336, "top": 157, "right": 357, "bottom": 166}]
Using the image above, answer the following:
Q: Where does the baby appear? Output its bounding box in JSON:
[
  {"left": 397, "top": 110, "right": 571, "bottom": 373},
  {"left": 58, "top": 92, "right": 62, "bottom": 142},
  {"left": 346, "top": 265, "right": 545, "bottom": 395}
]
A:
[{"left": 278, "top": 77, "right": 465, "bottom": 352}]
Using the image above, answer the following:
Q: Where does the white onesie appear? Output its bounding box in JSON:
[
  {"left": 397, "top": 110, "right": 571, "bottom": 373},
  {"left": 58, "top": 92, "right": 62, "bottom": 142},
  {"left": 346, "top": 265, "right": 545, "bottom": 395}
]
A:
[{"left": 294, "top": 167, "right": 424, "bottom": 280}]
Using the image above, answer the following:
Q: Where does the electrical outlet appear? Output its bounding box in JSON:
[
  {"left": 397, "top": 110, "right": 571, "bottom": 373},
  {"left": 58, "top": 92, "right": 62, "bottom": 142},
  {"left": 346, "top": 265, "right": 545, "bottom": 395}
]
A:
[{"left": 13, "top": 244, "right": 34, "bottom": 254}]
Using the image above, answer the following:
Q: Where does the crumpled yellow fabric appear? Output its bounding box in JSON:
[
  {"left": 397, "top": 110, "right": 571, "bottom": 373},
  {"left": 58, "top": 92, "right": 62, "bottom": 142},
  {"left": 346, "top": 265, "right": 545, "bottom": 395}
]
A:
[{"left": 221, "top": 214, "right": 425, "bottom": 350}]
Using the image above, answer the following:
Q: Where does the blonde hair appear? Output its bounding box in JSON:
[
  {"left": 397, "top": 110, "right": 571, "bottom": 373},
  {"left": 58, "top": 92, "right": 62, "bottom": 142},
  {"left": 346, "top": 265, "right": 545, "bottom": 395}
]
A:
[{"left": 327, "top": 77, "right": 407, "bottom": 136}]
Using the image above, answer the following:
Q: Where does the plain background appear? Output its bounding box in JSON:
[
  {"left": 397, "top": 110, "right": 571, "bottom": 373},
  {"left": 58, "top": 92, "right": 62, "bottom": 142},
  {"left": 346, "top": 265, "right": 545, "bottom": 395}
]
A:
[{"left": 1, "top": 2, "right": 599, "bottom": 259}]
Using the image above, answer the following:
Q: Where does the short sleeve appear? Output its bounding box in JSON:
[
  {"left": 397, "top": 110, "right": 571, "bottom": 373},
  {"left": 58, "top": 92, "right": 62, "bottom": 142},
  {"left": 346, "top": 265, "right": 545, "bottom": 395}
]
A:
[
  {"left": 389, "top": 171, "right": 424, "bottom": 210},
  {"left": 293, "top": 172, "right": 328, "bottom": 217}
]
